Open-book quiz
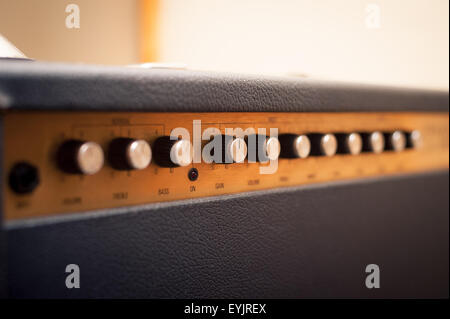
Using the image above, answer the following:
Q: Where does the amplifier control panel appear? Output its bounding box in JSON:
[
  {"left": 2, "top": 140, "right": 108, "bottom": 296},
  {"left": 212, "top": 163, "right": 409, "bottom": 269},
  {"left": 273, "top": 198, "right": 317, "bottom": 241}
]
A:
[{"left": 2, "top": 112, "right": 448, "bottom": 221}]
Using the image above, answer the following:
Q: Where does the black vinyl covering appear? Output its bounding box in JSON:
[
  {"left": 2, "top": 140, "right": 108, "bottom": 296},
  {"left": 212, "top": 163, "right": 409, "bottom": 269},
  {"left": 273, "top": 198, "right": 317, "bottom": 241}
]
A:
[
  {"left": 5, "top": 172, "right": 449, "bottom": 298},
  {"left": 0, "top": 60, "right": 448, "bottom": 113}
]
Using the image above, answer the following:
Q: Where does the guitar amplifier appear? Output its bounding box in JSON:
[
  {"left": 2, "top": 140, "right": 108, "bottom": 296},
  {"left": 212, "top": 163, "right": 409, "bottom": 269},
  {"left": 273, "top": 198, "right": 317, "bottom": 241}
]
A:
[{"left": 0, "top": 60, "right": 448, "bottom": 298}]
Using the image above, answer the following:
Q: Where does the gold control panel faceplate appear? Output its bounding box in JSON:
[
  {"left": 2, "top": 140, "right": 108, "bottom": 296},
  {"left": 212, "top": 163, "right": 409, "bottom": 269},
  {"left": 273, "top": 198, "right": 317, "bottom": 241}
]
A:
[{"left": 2, "top": 111, "right": 449, "bottom": 221}]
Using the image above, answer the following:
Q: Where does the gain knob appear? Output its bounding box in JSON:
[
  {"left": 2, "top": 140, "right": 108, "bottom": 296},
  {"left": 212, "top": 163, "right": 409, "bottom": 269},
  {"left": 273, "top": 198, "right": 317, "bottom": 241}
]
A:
[
  {"left": 336, "top": 133, "right": 363, "bottom": 155},
  {"left": 279, "top": 134, "right": 311, "bottom": 159},
  {"left": 247, "top": 135, "right": 281, "bottom": 162},
  {"left": 153, "top": 136, "right": 193, "bottom": 167},
  {"left": 108, "top": 138, "right": 152, "bottom": 170},
  {"left": 57, "top": 140, "right": 104, "bottom": 175},
  {"left": 384, "top": 131, "right": 406, "bottom": 152},
  {"left": 207, "top": 135, "right": 247, "bottom": 164},
  {"left": 361, "top": 131, "right": 385, "bottom": 154},
  {"left": 309, "top": 133, "right": 337, "bottom": 157},
  {"left": 224, "top": 136, "right": 247, "bottom": 163}
]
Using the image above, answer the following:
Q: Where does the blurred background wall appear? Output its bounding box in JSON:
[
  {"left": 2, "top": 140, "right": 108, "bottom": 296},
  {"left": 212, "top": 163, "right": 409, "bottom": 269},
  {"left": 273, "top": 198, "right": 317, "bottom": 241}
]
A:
[
  {"left": 0, "top": 0, "right": 139, "bottom": 65},
  {"left": 0, "top": 0, "right": 448, "bottom": 90}
]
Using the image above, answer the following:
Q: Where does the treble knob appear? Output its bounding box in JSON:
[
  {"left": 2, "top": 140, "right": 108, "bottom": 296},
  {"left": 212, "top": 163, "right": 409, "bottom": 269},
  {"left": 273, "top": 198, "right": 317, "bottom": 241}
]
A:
[
  {"left": 153, "top": 136, "right": 193, "bottom": 167},
  {"left": 108, "top": 138, "right": 152, "bottom": 170}
]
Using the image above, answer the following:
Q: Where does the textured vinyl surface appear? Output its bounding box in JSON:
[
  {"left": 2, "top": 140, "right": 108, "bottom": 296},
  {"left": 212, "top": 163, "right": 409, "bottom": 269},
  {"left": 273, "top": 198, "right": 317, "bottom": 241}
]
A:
[
  {"left": 6, "top": 172, "right": 449, "bottom": 298},
  {"left": 0, "top": 60, "right": 448, "bottom": 112}
]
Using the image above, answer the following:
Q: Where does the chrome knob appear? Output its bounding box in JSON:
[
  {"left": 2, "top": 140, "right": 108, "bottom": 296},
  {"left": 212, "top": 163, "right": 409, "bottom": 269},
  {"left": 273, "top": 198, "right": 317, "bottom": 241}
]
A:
[
  {"left": 337, "top": 133, "right": 363, "bottom": 155},
  {"left": 247, "top": 135, "right": 281, "bottom": 162},
  {"left": 153, "top": 136, "right": 193, "bottom": 167},
  {"left": 279, "top": 134, "right": 311, "bottom": 159},
  {"left": 407, "top": 130, "right": 423, "bottom": 149},
  {"left": 170, "top": 139, "right": 194, "bottom": 166},
  {"left": 309, "top": 133, "right": 338, "bottom": 157},
  {"left": 108, "top": 138, "right": 152, "bottom": 170},
  {"left": 362, "top": 131, "right": 385, "bottom": 154},
  {"left": 385, "top": 131, "right": 406, "bottom": 152},
  {"left": 226, "top": 137, "right": 247, "bottom": 163},
  {"left": 207, "top": 135, "right": 247, "bottom": 164},
  {"left": 57, "top": 140, "right": 104, "bottom": 175}
]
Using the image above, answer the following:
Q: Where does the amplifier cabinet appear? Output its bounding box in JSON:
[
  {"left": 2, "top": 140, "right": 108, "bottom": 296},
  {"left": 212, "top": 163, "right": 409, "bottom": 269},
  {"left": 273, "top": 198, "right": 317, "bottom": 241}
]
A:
[{"left": 0, "top": 61, "right": 448, "bottom": 298}]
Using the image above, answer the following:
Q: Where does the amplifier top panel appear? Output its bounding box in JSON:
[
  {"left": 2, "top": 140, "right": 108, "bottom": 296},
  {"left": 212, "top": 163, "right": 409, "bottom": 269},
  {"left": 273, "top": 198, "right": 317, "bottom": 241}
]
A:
[{"left": 2, "top": 111, "right": 448, "bottom": 221}]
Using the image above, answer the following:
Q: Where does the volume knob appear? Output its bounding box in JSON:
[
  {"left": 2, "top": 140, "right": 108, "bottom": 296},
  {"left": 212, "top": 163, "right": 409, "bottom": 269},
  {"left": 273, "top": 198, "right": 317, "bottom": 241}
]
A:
[
  {"left": 108, "top": 138, "right": 152, "bottom": 170},
  {"left": 57, "top": 140, "right": 104, "bottom": 175},
  {"left": 247, "top": 135, "right": 281, "bottom": 162},
  {"left": 153, "top": 136, "right": 193, "bottom": 167}
]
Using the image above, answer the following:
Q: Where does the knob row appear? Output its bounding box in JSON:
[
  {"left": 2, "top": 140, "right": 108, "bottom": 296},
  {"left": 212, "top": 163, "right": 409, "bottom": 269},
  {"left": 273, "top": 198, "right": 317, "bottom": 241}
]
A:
[
  {"left": 57, "top": 137, "right": 198, "bottom": 175},
  {"left": 280, "top": 130, "right": 422, "bottom": 158},
  {"left": 56, "top": 130, "right": 421, "bottom": 175}
]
